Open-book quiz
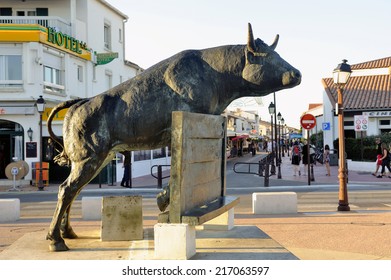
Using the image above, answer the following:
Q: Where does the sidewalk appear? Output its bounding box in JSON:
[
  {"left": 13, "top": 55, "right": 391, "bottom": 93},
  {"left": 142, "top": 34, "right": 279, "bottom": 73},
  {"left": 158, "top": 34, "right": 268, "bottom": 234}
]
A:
[{"left": 1, "top": 152, "right": 391, "bottom": 260}]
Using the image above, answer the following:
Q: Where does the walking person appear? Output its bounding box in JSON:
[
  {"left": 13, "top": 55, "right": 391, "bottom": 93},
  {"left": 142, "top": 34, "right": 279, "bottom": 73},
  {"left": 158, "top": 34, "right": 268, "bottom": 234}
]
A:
[
  {"left": 324, "top": 144, "right": 331, "bottom": 176},
  {"left": 290, "top": 141, "right": 301, "bottom": 176},
  {"left": 372, "top": 138, "right": 383, "bottom": 177},
  {"left": 377, "top": 143, "right": 391, "bottom": 178},
  {"left": 120, "top": 151, "right": 132, "bottom": 188}
]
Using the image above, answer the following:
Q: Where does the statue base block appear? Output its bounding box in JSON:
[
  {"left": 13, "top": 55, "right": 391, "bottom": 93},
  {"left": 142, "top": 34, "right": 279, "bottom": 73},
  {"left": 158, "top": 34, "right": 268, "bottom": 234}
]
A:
[
  {"left": 101, "top": 196, "right": 143, "bottom": 241},
  {"left": 82, "top": 196, "right": 102, "bottom": 220},
  {"left": 154, "top": 223, "right": 196, "bottom": 260},
  {"left": 0, "top": 199, "right": 20, "bottom": 222},
  {"left": 203, "top": 208, "right": 234, "bottom": 231},
  {"left": 252, "top": 192, "right": 297, "bottom": 214}
]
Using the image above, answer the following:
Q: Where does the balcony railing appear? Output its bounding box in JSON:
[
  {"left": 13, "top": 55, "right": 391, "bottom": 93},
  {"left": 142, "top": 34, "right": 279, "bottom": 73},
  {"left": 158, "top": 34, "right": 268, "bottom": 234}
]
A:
[{"left": 0, "top": 16, "right": 71, "bottom": 34}]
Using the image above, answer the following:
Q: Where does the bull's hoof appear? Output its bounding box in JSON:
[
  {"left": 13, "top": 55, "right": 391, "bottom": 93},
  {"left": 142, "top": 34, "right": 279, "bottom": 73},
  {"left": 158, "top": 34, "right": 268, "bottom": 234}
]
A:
[
  {"left": 157, "top": 186, "right": 170, "bottom": 212},
  {"left": 48, "top": 241, "right": 69, "bottom": 252},
  {"left": 61, "top": 227, "right": 78, "bottom": 239}
]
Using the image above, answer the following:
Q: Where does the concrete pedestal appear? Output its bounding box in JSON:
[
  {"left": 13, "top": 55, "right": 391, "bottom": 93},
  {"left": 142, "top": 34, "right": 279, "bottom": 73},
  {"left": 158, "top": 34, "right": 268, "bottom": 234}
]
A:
[
  {"left": 203, "top": 208, "right": 235, "bottom": 230},
  {"left": 154, "top": 223, "right": 196, "bottom": 260},
  {"left": 101, "top": 196, "right": 143, "bottom": 241},
  {"left": 0, "top": 199, "right": 20, "bottom": 222},
  {"left": 82, "top": 196, "right": 102, "bottom": 220},
  {"left": 252, "top": 192, "right": 297, "bottom": 214}
]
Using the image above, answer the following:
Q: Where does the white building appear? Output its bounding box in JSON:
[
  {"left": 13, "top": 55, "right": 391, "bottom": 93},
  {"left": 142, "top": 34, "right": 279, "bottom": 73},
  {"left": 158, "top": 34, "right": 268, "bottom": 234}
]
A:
[
  {"left": 322, "top": 57, "right": 391, "bottom": 150},
  {"left": 0, "top": 0, "right": 153, "bottom": 186}
]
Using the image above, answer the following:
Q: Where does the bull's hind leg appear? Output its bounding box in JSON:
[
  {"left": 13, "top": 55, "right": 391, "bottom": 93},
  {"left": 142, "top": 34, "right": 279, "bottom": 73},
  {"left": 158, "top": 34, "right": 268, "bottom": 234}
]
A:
[
  {"left": 61, "top": 205, "right": 78, "bottom": 239},
  {"left": 47, "top": 160, "right": 101, "bottom": 251}
]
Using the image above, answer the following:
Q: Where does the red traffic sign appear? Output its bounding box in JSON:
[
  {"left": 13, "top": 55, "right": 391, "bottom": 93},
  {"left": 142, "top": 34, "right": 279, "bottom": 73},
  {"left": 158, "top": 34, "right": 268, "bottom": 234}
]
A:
[{"left": 300, "top": 114, "right": 316, "bottom": 130}]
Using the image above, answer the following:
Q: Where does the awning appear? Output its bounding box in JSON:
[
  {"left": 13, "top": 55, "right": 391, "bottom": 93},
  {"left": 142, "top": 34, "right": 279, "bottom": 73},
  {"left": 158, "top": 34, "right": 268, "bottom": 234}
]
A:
[{"left": 231, "top": 135, "right": 249, "bottom": 141}]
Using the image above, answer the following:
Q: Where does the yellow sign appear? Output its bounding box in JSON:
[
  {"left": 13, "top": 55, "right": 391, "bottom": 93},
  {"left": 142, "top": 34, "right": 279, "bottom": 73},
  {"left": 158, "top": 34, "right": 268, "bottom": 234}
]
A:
[
  {"left": 42, "top": 108, "right": 67, "bottom": 121},
  {"left": 0, "top": 24, "right": 91, "bottom": 61}
]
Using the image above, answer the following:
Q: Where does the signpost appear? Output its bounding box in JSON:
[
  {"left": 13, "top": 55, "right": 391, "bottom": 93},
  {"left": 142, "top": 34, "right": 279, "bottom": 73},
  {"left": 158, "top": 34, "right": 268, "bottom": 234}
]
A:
[
  {"left": 354, "top": 115, "right": 369, "bottom": 160},
  {"left": 300, "top": 114, "right": 316, "bottom": 185}
]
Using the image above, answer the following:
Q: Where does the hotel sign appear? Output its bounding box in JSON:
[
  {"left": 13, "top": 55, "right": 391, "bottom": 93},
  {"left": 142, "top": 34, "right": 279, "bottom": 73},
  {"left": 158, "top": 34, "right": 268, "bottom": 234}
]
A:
[{"left": 46, "top": 27, "right": 89, "bottom": 55}]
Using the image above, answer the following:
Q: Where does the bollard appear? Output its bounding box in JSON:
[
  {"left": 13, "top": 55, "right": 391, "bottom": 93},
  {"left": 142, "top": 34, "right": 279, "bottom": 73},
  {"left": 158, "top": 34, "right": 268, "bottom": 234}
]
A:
[
  {"left": 258, "top": 161, "right": 264, "bottom": 177},
  {"left": 264, "top": 161, "right": 269, "bottom": 187},
  {"left": 310, "top": 164, "right": 315, "bottom": 181},
  {"left": 157, "top": 165, "right": 163, "bottom": 189}
]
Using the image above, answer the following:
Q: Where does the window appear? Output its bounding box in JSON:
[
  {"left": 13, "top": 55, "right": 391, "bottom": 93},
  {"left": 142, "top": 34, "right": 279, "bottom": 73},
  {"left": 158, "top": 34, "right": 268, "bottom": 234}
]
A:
[
  {"left": 0, "top": 55, "right": 22, "bottom": 88},
  {"left": 104, "top": 23, "right": 111, "bottom": 49},
  {"left": 134, "top": 150, "right": 151, "bottom": 161},
  {"left": 44, "top": 66, "right": 64, "bottom": 94},
  {"left": 77, "top": 65, "right": 83, "bottom": 82},
  {"left": 16, "top": 10, "right": 36, "bottom": 16},
  {"left": 105, "top": 71, "right": 112, "bottom": 90},
  {"left": 153, "top": 148, "right": 166, "bottom": 159},
  {"left": 119, "top": 28, "right": 122, "bottom": 43},
  {"left": 379, "top": 120, "right": 390, "bottom": 126},
  {"left": 344, "top": 121, "right": 354, "bottom": 126}
]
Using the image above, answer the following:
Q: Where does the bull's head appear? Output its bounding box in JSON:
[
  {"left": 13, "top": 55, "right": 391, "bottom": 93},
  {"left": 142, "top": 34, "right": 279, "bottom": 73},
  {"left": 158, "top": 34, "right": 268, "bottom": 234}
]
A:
[{"left": 242, "top": 23, "right": 301, "bottom": 91}]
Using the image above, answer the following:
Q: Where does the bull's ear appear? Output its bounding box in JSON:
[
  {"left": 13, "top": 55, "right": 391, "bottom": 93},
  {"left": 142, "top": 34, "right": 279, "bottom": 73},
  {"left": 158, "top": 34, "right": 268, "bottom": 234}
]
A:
[
  {"left": 247, "top": 23, "right": 256, "bottom": 53},
  {"left": 269, "top": 34, "right": 279, "bottom": 50}
]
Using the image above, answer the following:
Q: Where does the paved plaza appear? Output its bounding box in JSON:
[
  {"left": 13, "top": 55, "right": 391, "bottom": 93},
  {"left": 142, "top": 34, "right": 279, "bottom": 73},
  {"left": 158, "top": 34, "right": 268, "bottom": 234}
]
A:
[{"left": 0, "top": 152, "right": 391, "bottom": 260}]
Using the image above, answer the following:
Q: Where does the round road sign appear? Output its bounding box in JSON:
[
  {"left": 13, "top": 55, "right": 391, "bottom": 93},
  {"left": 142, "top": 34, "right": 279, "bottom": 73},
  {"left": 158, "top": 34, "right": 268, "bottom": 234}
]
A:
[{"left": 300, "top": 114, "right": 316, "bottom": 130}]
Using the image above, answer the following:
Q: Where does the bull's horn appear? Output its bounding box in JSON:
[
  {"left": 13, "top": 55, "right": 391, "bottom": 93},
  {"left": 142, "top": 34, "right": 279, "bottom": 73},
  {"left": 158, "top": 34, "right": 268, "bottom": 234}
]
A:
[
  {"left": 270, "top": 34, "right": 279, "bottom": 50},
  {"left": 247, "top": 23, "right": 256, "bottom": 52}
]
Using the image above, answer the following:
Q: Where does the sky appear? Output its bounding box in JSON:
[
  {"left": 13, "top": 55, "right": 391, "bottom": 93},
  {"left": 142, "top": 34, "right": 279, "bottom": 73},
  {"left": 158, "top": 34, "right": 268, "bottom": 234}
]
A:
[{"left": 107, "top": 0, "right": 391, "bottom": 128}]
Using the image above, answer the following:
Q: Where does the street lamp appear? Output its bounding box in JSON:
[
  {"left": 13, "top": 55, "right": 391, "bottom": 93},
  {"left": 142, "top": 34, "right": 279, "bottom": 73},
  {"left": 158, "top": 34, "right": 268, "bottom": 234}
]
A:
[
  {"left": 281, "top": 118, "right": 285, "bottom": 157},
  {"left": 277, "top": 112, "right": 282, "bottom": 179},
  {"left": 333, "top": 59, "right": 351, "bottom": 211},
  {"left": 268, "top": 102, "right": 276, "bottom": 175},
  {"left": 27, "top": 127, "right": 33, "bottom": 142},
  {"left": 36, "top": 95, "right": 45, "bottom": 191}
]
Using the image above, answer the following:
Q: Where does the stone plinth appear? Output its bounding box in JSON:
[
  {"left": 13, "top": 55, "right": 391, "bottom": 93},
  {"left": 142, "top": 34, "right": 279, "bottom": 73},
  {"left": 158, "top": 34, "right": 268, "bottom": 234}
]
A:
[
  {"left": 154, "top": 223, "right": 196, "bottom": 260},
  {"left": 101, "top": 196, "right": 143, "bottom": 241},
  {"left": 252, "top": 192, "right": 297, "bottom": 214},
  {"left": 0, "top": 199, "right": 20, "bottom": 222}
]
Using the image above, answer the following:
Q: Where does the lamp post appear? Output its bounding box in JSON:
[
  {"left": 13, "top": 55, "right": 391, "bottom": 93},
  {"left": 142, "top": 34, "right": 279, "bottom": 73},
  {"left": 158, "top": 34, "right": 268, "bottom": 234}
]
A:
[
  {"left": 277, "top": 112, "right": 282, "bottom": 179},
  {"left": 36, "top": 95, "right": 45, "bottom": 191},
  {"left": 27, "top": 127, "right": 33, "bottom": 142},
  {"left": 333, "top": 59, "right": 351, "bottom": 211},
  {"left": 281, "top": 118, "right": 285, "bottom": 157},
  {"left": 268, "top": 102, "right": 276, "bottom": 175}
]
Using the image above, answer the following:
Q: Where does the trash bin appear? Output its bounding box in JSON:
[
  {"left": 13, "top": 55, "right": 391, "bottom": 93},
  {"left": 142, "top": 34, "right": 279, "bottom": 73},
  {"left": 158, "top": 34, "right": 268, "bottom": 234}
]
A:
[
  {"left": 32, "top": 162, "right": 49, "bottom": 186},
  {"left": 329, "top": 150, "right": 338, "bottom": 166}
]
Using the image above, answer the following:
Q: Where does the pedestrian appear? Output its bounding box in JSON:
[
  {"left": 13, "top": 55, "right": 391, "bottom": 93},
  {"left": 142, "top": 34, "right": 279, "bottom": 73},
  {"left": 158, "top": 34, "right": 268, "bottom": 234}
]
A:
[
  {"left": 377, "top": 142, "right": 391, "bottom": 178},
  {"left": 324, "top": 144, "right": 331, "bottom": 176},
  {"left": 290, "top": 141, "right": 301, "bottom": 176},
  {"left": 120, "top": 151, "right": 131, "bottom": 188},
  {"left": 372, "top": 138, "right": 382, "bottom": 177}
]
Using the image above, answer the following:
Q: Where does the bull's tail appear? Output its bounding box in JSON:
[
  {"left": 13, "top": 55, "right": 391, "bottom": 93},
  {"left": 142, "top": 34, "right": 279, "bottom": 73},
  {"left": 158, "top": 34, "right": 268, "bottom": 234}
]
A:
[{"left": 47, "top": 98, "right": 88, "bottom": 166}]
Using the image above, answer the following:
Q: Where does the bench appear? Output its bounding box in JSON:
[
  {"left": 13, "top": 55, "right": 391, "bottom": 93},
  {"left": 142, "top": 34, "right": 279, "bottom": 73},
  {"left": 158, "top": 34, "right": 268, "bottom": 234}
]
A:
[
  {"left": 252, "top": 192, "right": 297, "bottom": 214},
  {"left": 0, "top": 199, "right": 20, "bottom": 222}
]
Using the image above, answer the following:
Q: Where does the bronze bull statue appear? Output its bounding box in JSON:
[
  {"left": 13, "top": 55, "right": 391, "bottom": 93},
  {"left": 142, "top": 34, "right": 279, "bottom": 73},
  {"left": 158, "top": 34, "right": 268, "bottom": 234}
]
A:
[{"left": 46, "top": 23, "right": 301, "bottom": 251}]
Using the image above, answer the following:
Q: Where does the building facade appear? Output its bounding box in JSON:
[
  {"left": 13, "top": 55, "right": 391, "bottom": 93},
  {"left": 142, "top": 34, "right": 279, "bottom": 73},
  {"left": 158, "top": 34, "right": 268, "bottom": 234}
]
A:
[
  {"left": 322, "top": 56, "right": 391, "bottom": 150},
  {"left": 0, "top": 0, "right": 148, "bottom": 184}
]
